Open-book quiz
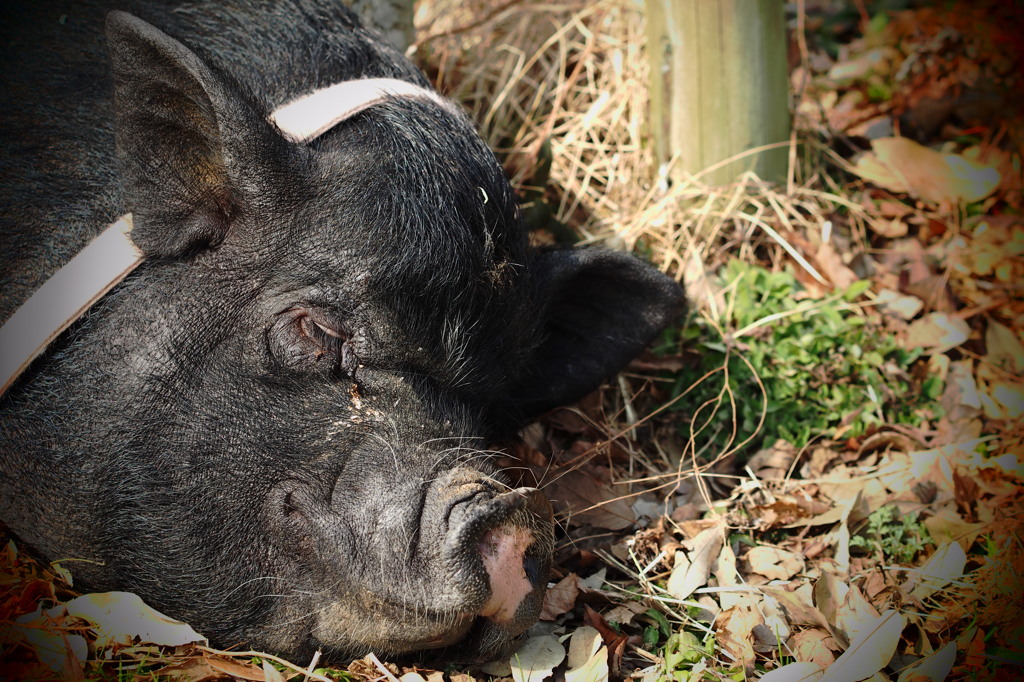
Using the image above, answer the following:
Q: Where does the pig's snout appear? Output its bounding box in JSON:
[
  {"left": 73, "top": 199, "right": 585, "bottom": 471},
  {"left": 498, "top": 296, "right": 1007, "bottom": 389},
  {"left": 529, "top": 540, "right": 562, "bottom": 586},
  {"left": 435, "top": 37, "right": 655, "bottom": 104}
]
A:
[
  {"left": 479, "top": 524, "right": 542, "bottom": 622},
  {"left": 474, "top": 489, "right": 551, "bottom": 625},
  {"left": 440, "top": 477, "right": 553, "bottom": 635}
]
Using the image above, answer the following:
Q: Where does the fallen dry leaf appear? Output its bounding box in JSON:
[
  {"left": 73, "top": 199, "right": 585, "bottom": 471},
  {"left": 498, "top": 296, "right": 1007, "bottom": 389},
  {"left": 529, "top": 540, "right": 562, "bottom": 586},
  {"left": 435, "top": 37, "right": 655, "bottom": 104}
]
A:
[
  {"left": 875, "top": 289, "right": 924, "bottom": 320},
  {"left": 716, "top": 543, "right": 742, "bottom": 610},
  {"left": 564, "top": 626, "right": 608, "bottom": 682},
  {"left": 764, "top": 586, "right": 831, "bottom": 631},
  {"left": 7, "top": 608, "right": 87, "bottom": 681},
  {"left": 976, "top": 363, "right": 1024, "bottom": 420},
  {"left": 814, "top": 572, "right": 845, "bottom": 642},
  {"left": 904, "top": 313, "right": 970, "bottom": 353},
  {"left": 985, "top": 319, "right": 1024, "bottom": 373},
  {"left": 509, "top": 634, "right": 565, "bottom": 682},
  {"left": 896, "top": 641, "right": 956, "bottom": 682},
  {"left": 746, "top": 546, "right": 805, "bottom": 581},
  {"left": 205, "top": 655, "right": 268, "bottom": 681},
  {"left": 543, "top": 468, "right": 636, "bottom": 531},
  {"left": 940, "top": 360, "right": 982, "bottom": 422},
  {"left": 666, "top": 520, "right": 726, "bottom": 600},
  {"left": 868, "top": 217, "right": 909, "bottom": 239},
  {"left": 923, "top": 504, "right": 985, "bottom": 548},
  {"left": 907, "top": 542, "right": 968, "bottom": 601},
  {"left": 835, "top": 584, "right": 882, "bottom": 645},
  {"left": 852, "top": 137, "right": 1001, "bottom": 205},
  {"left": 399, "top": 673, "right": 428, "bottom": 682},
  {"left": 789, "top": 629, "right": 838, "bottom": 668},
  {"left": 715, "top": 595, "right": 761, "bottom": 670},
  {"left": 64, "top": 591, "right": 207, "bottom": 649},
  {"left": 760, "top": 661, "right": 825, "bottom": 681},
  {"left": 819, "top": 610, "right": 905, "bottom": 682},
  {"left": 539, "top": 573, "right": 579, "bottom": 621}
]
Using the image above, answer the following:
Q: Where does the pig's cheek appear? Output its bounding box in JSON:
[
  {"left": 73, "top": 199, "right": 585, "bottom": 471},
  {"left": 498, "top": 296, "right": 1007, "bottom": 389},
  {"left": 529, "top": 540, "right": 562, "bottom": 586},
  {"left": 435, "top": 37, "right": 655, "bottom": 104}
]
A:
[{"left": 478, "top": 526, "right": 536, "bottom": 624}]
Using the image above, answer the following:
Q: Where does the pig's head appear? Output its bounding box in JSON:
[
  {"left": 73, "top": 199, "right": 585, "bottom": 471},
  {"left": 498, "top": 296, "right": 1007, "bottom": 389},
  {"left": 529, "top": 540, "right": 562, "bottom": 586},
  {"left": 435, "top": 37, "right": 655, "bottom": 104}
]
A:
[{"left": 9, "top": 11, "right": 681, "bottom": 661}]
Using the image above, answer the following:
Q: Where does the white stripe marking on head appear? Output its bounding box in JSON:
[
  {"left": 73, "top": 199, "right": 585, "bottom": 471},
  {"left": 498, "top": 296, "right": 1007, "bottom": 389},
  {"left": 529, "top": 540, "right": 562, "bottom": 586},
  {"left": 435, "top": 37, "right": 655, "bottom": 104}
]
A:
[{"left": 269, "top": 77, "right": 454, "bottom": 143}]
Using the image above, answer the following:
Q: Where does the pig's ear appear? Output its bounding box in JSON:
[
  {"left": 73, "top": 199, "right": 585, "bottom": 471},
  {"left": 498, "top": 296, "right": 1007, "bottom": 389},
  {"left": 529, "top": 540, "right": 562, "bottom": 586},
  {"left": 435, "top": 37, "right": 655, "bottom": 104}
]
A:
[
  {"left": 105, "top": 11, "right": 285, "bottom": 258},
  {"left": 509, "top": 248, "right": 685, "bottom": 418}
]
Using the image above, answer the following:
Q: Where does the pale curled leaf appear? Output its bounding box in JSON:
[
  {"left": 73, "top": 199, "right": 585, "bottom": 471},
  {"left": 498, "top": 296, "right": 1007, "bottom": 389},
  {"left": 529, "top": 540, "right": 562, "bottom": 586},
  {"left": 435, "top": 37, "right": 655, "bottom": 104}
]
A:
[
  {"left": 820, "top": 610, "right": 904, "bottom": 682},
  {"left": 896, "top": 641, "right": 956, "bottom": 682},
  {"left": 852, "top": 137, "right": 1000, "bottom": 204},
  {"left": 566, "top": 626, "right": 602, "bottom": 669},
  {"left": 65, "top": 591, "right": 208, "bottom": 649},
  {"left": 874, "top": 289, "right": 923, "bottom": 321},
  {"left": 510, "top": 634, "right": 566, "bottom": 682},
  {"left": 565, "top": 627, "right": 608, "bottom": 682},
  {"left": 399, "top": 674, "right": 428, "bottom": 682},
  {"left": 905, "top": 313, "right": 970, "bottom": 353},
  {"left": 908, "top": 543, "right": 967, "bottom": 601},
  {"left": 667, "top": 521, "right": 726, "bottom": 600},
  {"left": 985, "top": 319, "right": 1024, "bottom": 373},
  {"left": 760, "top": 661, "right": 825, "bottom": 681},
  {"left": 746, "top": 546, "right": 805, "bottom": 581},
  {"left": 835, "top": 584, "right": 881, "bottom": 646},
  {"left": 263, "top": 660, "right": 288, "bottom": 682}
]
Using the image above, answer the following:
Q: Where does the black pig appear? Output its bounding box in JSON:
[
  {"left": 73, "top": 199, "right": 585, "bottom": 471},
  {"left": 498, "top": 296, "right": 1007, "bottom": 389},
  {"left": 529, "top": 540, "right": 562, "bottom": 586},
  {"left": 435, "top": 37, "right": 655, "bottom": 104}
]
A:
[{"left": 0, "top": 0, "right": 683, "bottom": 661}]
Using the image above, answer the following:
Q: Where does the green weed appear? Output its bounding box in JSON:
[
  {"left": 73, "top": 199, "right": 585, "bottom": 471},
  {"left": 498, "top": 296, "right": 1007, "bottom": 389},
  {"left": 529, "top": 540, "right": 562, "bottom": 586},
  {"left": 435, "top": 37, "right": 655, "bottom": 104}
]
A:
[
  {"left": 660, "top": 260, "right": 940, "bottom": 462},
  {"left": 851, "top": 505, "right": 933, "bottom": 564}
]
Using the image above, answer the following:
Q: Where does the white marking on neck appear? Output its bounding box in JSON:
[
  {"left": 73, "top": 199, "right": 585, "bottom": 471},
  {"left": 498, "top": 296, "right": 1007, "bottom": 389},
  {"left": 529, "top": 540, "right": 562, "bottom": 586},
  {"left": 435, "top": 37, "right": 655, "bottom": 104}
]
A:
[
  {"left": 269, "top": 77, "right": 454, "bottom": 143},
  {"left": 0, "top": 214, "right": 142, "bottom": 395}
]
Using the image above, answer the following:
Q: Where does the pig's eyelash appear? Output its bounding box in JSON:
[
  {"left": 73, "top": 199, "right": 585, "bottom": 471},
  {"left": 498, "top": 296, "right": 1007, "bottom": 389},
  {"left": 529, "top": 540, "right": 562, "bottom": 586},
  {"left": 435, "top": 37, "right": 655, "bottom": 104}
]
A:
[
  {"left": 298, "top": 314, "right": 345, "bottom": 353},
  {"left": 311, "top": 318, "right": 345, "bottom": 339}
]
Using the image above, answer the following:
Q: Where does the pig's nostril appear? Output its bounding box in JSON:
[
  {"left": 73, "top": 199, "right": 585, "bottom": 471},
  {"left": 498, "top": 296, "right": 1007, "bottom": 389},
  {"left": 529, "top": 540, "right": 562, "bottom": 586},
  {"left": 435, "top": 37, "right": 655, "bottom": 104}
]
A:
[{"left": 522, "top": 554, "right": 543, "bottom": 588}]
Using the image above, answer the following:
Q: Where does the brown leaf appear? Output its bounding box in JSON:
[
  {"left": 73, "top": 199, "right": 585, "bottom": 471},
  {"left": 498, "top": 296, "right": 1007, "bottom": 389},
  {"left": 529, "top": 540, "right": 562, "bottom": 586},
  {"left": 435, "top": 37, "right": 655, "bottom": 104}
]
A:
[
  {"left": 539, "top": 573, "right": 579, "bottom": 621},
  {"left": 835, "top": 583, "right": 881, "bottom": 646},
  {"left": 715, "top": 596, "right": 761, "bottom": 671},
  {"left": 745, "top": 547, "right": 805, "bottom": 581},
  {"left": 543, "top": 467, "right": 635, "bottom": 531},
  {"left": 904, "top": 313, "right": 970, "bottom": 353},
  {"left": 789, "top": 629, "right": 837, "bottom": 668},
  {"left": 763, "top": 587, "right": 831, "bottom": 631},
  {"left": 868, "top": 217, "right": 909, "bottom": 238},
  {"left": 852, "top": 137, "right": 1001, "bottom": 205},
  {"left": 582, "top": 605, "right": 625, "bottom": 649},
  {"left": 813, "top": 241, "right": 860, "bottom": 290},
  {"left": 923, "top": 504, "right": 984, "bottom": 547},
  {"left": 985, "top": 319, "right": 1024, "bottom": 373},
  {"left": 953, "top": 469, "right": 980, "bottom": 519},
  {"left": 205, "top": 655, "right": 268, "bottom": 681},
  {"left": 819, "top": 610, "right": 904, "bottom": 682},
  {"left": 813, "top": 573, "right": 844, "bottom": 641},
  {"left": 666, "top": 520, "right": 726, "bottom": 600}
]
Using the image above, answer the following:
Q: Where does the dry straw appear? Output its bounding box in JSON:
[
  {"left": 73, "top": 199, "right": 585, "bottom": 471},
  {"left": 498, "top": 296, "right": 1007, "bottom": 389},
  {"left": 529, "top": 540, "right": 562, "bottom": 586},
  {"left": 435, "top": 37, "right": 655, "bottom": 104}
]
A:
[
  {"left": 412, "top": 0, "right": 873, "bottom": 519},
  {"left": 414, "top": 0, "right": 861, "bottom": 314}
]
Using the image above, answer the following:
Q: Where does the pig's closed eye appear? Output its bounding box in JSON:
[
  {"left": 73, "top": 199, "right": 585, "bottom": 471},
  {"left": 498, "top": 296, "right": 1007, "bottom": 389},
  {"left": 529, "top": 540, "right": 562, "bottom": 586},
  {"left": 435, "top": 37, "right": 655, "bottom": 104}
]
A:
[
  {"left": 267, "top": 307, "right": 355, "bottom": 375},
  {"left": 299, "top": 314, "right": 347, "bottom": 350}
]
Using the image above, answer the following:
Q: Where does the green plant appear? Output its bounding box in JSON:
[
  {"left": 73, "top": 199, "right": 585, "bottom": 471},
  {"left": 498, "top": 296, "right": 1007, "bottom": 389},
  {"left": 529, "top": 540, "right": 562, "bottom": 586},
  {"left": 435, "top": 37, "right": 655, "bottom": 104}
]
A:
[
  {"left": 851, "top": 505, "right": 933, "bottom": 564},
  {"left": 662, "top": 631, "right": 711, "bottom": 681},
  {"left": 661, "top": 260, "right": 940, "bottom": 462}
]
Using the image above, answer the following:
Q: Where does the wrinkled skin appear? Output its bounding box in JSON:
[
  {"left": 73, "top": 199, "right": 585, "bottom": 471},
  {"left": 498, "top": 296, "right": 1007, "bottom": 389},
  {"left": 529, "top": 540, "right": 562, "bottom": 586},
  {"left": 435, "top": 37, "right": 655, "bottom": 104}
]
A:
[{"left": 0, "top": 0, "right": 683, "bottom": 661}]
